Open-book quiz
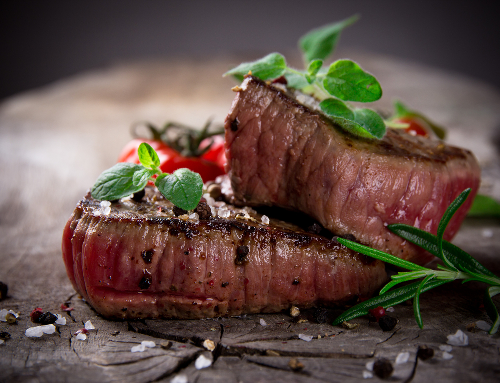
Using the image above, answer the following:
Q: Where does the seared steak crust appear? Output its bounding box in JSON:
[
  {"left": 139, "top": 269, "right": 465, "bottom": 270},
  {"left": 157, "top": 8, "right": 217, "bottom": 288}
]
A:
[
  {"left": 225, "top": 77, "right": 481, "bottom": 265},
  {"left": 62, "top": 189, "right": 386, "bottom": 319}
]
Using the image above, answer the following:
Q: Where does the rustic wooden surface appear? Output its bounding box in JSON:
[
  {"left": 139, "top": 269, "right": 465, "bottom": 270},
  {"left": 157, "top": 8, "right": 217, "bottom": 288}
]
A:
[{"left": 1, "top": 53, "right": 500, "bottom": 383}]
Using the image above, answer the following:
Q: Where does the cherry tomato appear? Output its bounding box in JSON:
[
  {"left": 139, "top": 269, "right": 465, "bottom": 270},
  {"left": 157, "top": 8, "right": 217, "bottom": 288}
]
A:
[
  {"left": 199, "top": 135, "right": 226, "bottom": 169},
  {"left": 117, "top": 138, "right": 225, "bottom": 183},
  {"left": 393, "top": 116, "right": 431, "bottom": 138}
]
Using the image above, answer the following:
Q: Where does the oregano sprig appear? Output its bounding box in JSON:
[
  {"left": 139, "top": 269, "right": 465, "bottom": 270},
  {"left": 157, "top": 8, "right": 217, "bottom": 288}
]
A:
[
  {"left": 224, "top": 16, "right": 386, "bottom": 140},
  {"left": 333, "top": 188, "right": 500, "bottom": 334},
  {"left": 91, "top": 142, "right": 203, "bottom": 211}
]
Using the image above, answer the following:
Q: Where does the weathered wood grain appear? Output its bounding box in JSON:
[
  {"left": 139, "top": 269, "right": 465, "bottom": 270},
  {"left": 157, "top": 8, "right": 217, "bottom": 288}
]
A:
[{"left": 0, "top": 54, "right": 499, "bottom": 383}]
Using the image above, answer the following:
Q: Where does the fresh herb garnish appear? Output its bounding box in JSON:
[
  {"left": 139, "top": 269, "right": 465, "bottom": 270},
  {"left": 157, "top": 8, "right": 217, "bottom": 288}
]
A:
[
  {"left": 333, "top": 188, "right": 500, "bottom": 334},
  {"left": 389, "top": 100, "right": 447, "bottom": 139},
  {"left": 224, "top": 16, "right": 386, "bottom": 140},
  {"left": 91, "top": 142, "right": 203, "bottom": 211}
]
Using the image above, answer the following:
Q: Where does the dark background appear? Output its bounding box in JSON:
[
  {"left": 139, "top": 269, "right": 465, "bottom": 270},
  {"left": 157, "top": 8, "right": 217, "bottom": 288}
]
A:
[{"left": 2, "top": 0, "right": 499, "bottom": 100}]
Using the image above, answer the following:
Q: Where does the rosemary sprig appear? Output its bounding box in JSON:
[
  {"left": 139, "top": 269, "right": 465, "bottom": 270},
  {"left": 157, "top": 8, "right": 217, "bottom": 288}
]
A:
[{"left": 333, "top": 188, "right": 500, "bottom": 334}]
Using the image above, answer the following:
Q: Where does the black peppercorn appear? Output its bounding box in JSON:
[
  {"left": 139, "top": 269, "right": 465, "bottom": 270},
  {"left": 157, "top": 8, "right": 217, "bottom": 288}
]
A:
[
  {"left": 373, "top": 358, "right": 393, "bottom": 379},
  {"left": 0, "top": 332, "right": 10, "bottom": 340},
  {"left": 379, "top": 315, "right": 398, "bottom": 331},
  {"left": 39, "top": 312, "right": 58, "bottom": 325},
  {"left": 417, "top": 345, "right": 434, "bottom": 361}
]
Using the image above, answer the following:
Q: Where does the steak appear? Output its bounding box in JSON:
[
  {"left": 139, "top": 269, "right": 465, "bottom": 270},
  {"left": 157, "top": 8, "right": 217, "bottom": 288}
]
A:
[
  {"left": 62, "top": 187, "right": 386, "bottom": 319},
  {"left": 224, "top": 76, "right": 481, "bottom": 265}
]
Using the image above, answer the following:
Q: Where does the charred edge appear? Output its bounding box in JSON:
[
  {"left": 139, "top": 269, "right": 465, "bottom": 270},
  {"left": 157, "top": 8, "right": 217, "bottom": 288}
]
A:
[
  {"left": 139, "top": 271, "right": 152, "bottom": 290},
  {"left": 235, "top": 245, "right": 249, "bottom": 265},
  {"left": 141, "top": 249, "right": 154, "bottom": 264}
]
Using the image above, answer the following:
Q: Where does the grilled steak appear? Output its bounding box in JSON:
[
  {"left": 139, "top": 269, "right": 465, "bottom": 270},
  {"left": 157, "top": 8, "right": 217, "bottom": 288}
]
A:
[
  {"left": 62, "top": 187, "right": 386, "bottom": 319},
  {"left": 225, "top": 76, "right": 481, "bottom": 265}
]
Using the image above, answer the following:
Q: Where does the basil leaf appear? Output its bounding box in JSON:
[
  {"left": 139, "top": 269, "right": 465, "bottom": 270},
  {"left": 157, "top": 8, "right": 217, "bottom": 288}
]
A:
[
  {"left": 319, "top": 98, "right": 353, "bottom": 119},
  {"left": 468, "top": 194, "right": 500, "bottom": 218},
  {"left": 91, "top": 163, "right": 146, "bottom": 201},
  {"left": 337, "top": 238, "right": 427, "bottom": 271},
  {"left": 332, "top": 279, "right": 448, "bottom": 325},
  {"left": 485, "top": 286, "right": 500, "bottom": 335},
  {"left": 324, "top": 60, "right": 382, "bottom": 102},
  {"left": 299, "top": 15, "right": 359, "bottom": 63},
  {"left": 155, "top": 168, "right": 203, "bottom": 211},
  {"left": 388, "top": 223, "right": 495, "bottom": 277},
  {"left": 138, "top": 142, "right": 160, "bottom": 169},
  {"left": 224, "top": 53, "right": 286, "bottom": 81}
]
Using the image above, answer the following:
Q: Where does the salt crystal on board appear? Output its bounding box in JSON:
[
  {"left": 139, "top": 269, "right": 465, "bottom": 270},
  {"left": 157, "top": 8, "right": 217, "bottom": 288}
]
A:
[
  {"left": 298, "top": 334, "right": 313, "bottom": 342},
  {"left": 363, "top": 370, "right": 373, "bottom": 379},
  {"left": 260, "top": 318, "right": 267, "bottom": 326},
  {"left": 76, "top": 333, "right": 87, "bottom": 341},
  {"left": 442, "top": 351, "right": 453, "bottom": 360},
  {"left": 439, "top": 344, "right": 452, "bottom": 352},
  {"left": 171, "top": 374, "right": 188, "bottom": 383},
  {"left": 195, "top": 354, "right": 212, "bottom": 369},
  {"left": 395, "top": 351, "right": 410, "bottom": 364},
  {"left": 84, "top": 320, "right": 95, "bottom": 330},
  {"left": 131, "top": 344, "right": 146, "bottom": 352},
  {"left": 142, "top": 340, "right": 156, "bottom": 348},
  {"left": 475, "top": 320, "right": 491, "bottom": 331},
  {"left": 25, "top": 324, "right": 56, "bottom": 338},
  {"left": 446, "top": 329, "right": 468, "bottom": 346},
  {"left": 55, "top": 314, "right": 66, "bottom": 325}
]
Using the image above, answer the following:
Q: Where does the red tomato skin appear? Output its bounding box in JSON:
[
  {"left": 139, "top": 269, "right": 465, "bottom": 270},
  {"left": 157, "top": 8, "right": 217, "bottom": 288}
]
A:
[
  {"left": 117, "top": 138, "right": 225, "bottom": 183},
  {"left": 393, "top": 117, "right": 430, "bottom": 138},
  {"left": 200, "top": 135, "right": 226, "bottom": 170}
]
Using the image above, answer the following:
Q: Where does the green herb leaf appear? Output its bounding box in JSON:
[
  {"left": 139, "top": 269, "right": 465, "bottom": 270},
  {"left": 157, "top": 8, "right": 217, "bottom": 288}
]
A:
[
  {"left": 388, "top": 224, "right": 495, "bottom": 277},
  {"left": 324, "top": 60, "right": 382, "bottom": 102},
  {"left": 155, "top": 168, "right": 203, "bottom": 211},
  {"left": 299, "top": 15, "right": 359, "bottom": 63},
  {"left": 319, "top": 98, "right": 353, "bottom": 119},
  {"left": 132, "top": 167, "right": 155, "bottom": 188},
  {"left": 414, "top": 274, "right": 434, "bottom": 329},
  {"left": 138, "top": 142, "right": 160, "bottom": 169},
  {"left": 332, "top": 279, "right": 448, "bottom": 325},
  {"left": 437, "top": 189, "right": 471, "bottom": 270},
  {"left": 284, "top": 72, "right": 310, "bottom": 89},
  {"left": 485, "top": 286, "right": 500, "bottom": 335},
  {"left": 224, "top": 53, "right": 287, "bottom": 81},
  {"left": 305, "top": 59, "right": 323, "bottom": 83},
  {"left": 468, "top": 194, "right": 500, "bottom": 218},
  {"left": 91, "top": 163, "right": 147, "bottom": 201},
  {"left": 337, "top": 238, "right": 427, "bottom": 271}
]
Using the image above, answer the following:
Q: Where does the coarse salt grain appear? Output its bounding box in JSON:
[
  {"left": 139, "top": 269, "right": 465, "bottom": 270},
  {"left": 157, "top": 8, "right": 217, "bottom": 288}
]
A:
[
  {"left": 439, "top": 345, "right": 452, "bottom": 352},
  {"left": 386, "top": 307, "right": 395, "bottom": 313},
  {"left": 0, "top": 339, "right": 4, "bottom": 345},
  {"left": 298, "top": 334, "right": 313, "bottom": 342},
  {"left": 218, "top": 208, "right": 230, "bottom": 218},
  {"left": 100, "top": 201, "right": 111, "bottom": 215},
  {"left": 365, "top": 361, "right": 374, "bottom": 371},
  {"left": 84, "top": 320, "right": 95, "bottom": 330},
  {"left": 442, "top": 351, "right": 453, "bottom": 360},
  {"left": 171, "top": 374, "right": 188, "bottom": 383},
  {"left": 363, "top": 370, "right": 373, "bottom": 379},
  {"left": 475, "top": 320, "right": 491, "bottom": 331},
  {"left": 76, "top": 333, "right": 87, "bottom": 341},
  {"left": 131, "top": 340, "right": 155, "bottom": 352},
  {"left": 261, "top": 215, "right": 270, "bottom": 225},
  {"left": 260, "top": 318, "right": 267, "bottom": 326},
  {"left": 446, "top": 329, "right": 468, "bottom": 346},
  {"left": 55, "top": 314, "right": 66, "bottom": 326},
  {"left": 25, "top": 324, "right": 56, "bottom": 338},
  {"left": 131, "top": 344, "right": 146, "bottom": 353},
  {"left": 195, "top": 354, "right": 212, "bottom": 369},
  {"left": 395, "top": 351, "right": 410, "bottom": 364}
]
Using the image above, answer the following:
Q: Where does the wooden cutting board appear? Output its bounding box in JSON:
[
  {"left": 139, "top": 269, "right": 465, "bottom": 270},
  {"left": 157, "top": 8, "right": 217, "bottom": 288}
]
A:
[{"left": 1, "top": 53, "right": 499, "bottom": 383}]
